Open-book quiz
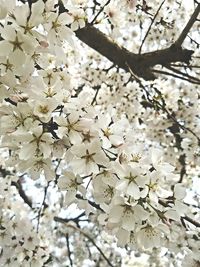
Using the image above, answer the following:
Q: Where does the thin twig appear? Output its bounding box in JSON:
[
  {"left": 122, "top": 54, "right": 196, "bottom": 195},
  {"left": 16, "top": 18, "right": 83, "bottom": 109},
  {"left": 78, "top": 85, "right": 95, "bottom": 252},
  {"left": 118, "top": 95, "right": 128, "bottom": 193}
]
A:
[
  {"left": 159, "top": 199, "right": 200, "bottom": 228},
  {"left": 90, "top": 0, "right": 111, "bottom": 25},
  {"left": 187, "top": 35, "right": 200, "bottom": 47},
  {"left": 170, "top": 63, "right": 200, "bottom": 68},
  {"left": 56, "top": 222, "right": 115, "bottom": 267},
  {"left": 4, "top": 98, "right": 17, "bottom": 106},
  {"left": 12, "top": 180, "right": 33, "bottom": 208},
  {"left": 126, "top": 63, "right": 200, "bottom": 145},
  {"left": 163, "top": 109, "right": 200, "bottom": 145},
  {"left": 139, "top": 0, "right": 166, "bottom": 54},
  {"left": 76, "top": 194, "right": 104, "bottom": 212},
  {"left": 54, "top": 212, "right": 86, "bottom": 227},
  {"left": 0, "top": 167, "right": 33, "bottom": 208},
  {"left": 175, "top": 3, "right": 200, "bottom": 46},
  {"left": 36, "top": 182, "right": 50, "bottom": 232},
  {"left": 178, "top": 154, "right": 186, "bottom": 183},
  {"left": 164, "top": 65, "right": 200, "bottom": 83},
  {"left": 66, "top": 233, "right": 73, "bottom": 267},
  {"left": 152, "top": 69, "right": 200, "bottom": 84},
  {"left": 91, "top": 85, "right": 101, "bottom": 105},
  {"left": 182, "top": 215, "right": 200, "bottom": 228}
]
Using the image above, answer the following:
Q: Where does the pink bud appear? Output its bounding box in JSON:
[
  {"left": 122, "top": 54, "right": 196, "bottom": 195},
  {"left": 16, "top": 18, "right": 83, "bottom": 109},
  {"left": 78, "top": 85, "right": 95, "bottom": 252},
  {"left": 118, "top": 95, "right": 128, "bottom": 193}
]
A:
[{"left": 39, "top": 41, "right": 49, "bottom": 48}]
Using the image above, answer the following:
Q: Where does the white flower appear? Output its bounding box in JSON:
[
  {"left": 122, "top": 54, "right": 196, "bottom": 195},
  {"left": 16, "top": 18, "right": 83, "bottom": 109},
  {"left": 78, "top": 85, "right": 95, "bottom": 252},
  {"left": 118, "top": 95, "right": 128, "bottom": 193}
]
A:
[
  {"left": 16, "top": 126, "right": 53, "bottom": 160},
  {"left": 92, "top": 170, "right": 118, "bottom": 204},
  {"left": 0, "top": 50, "right": 26, "bottom": 76},
  {"left": 32, "top": 98, "right": 58, "bottom": 123},
  {"left": 0, "top": 25, "right": 38, "bottom": 57},
  {"left": 104, "top": 2, "right": 125, "bottom": 26},
  {"left": 18, "top": 156, "right": 55, "bottom": 181},
  {"left": 125, "top": 0, "right": 137, "bottom": 10},
  {"left": 70, "top": 141, "right": 109, "bottom": 175},
  {"left": 108, "top": 197, "right": 149, "bottom": 231},
  {"left": 23, "top": 234, "right": 40, "bottom": 251},
  {"left": 136, "top": 225, "right": 161, "bottom": 249},
  {"left": 147, "top": 171, "right": 172, "bottom": 204},
  {"left": 58, "top": 171, "right": 83, "bottom": 192},
  {"left": 97, "top": 113, "right": 126, "bottom": 148},
  {"left": 165, "top": 183, "right": 188, "bottom": 220},
  {"left": 0, "top": 102, "right": 33, "bottom": 134},
  {"left": 55, "top": 112, "right": 82, "bottom": 144},
  {"left": 12, "top": 0, "right": 45, "bottom": 31},
  {"left": 28, "top": 76, "right": 66, "bottom": 102},
  {"left": 116, "top": 228, "right": 130, "bottom": 247},
  {"left": 45, "top": 12, "right": 74, "bottom": 45},
  {"left": 0, "top": 0, "right": 15, "bottom": 20},
  {"left": 58, "top": 170, "right": 86, "bottom": 205},
  {"left": 66, "top": 7, "right": 86, "bottom": 31},
  {"left": 114, "top": 163, "right": 148, "bottom": 200},
  {"left": 151, "top": 148, "right": 175, "bottom": 175},
  {"left": 174, "top": 183, "right": 186, "bottom": 200}
]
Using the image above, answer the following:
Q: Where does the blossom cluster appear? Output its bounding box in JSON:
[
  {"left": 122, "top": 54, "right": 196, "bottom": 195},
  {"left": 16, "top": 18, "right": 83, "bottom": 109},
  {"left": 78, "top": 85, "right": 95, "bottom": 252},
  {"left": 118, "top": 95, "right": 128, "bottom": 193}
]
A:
[{"left": 0, "top": 0, "right": 200, "bottom": 266}]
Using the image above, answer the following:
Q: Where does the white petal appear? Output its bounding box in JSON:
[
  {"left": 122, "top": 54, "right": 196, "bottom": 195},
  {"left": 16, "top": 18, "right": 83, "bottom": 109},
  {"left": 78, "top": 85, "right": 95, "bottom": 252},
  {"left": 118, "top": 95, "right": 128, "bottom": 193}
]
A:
[
  {"left": 0, "top": 41, "right": 12, "bottom": 56},
  {"left": 127, "top": 183, "right": 140, "bottom": 199}
]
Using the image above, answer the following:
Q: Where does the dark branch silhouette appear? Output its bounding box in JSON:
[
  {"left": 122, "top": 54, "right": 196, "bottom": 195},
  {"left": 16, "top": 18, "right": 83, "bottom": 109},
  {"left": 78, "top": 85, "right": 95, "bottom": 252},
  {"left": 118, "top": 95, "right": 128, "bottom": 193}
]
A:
[
  {"left": 175, "top": 3, "right": 200, "bottom": 46},
  {"left": 19, "top": 0, "right": 199, "bottom": 81},
  {"left": 75, "top": 25, "right": 193, "bottom": 80}
]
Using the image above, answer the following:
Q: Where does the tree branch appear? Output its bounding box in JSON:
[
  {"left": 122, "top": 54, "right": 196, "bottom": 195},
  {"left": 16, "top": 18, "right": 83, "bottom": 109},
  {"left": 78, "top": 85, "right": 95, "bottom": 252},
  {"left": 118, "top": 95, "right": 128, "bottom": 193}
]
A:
[
  {"left": 0, "top": 167, "right": 33, "bottom": 208},
  {"left": 182, "top": 215, "right": 200, "bottom": 228},
  {"left": 11, "top": 180, "right": 33, "bottom": 209},
  {"left": 66, "top": 233, "right": 73, "bottom": 267},
  {"left": 175, "top": 3, "right": 200, "bottom": 46},
  {"left": 23, "top": 0, "right": 196, "bottom": 81},
  {"left": 54, "top": 212, "right": 86, "bottom": 227},
  {"left": 75, "top": 25, "right": 193, "bottom": 80},
  {"left": 90, "top": 0, "right": 111, "bottom": 24},
  {"left": 159, "top": 199, "right": 200, "bottom": 228},
  {"left": 139, "top": 0, "right": 166, "bottom": 54},
  {"left": 76, "top": 194, "right": 104, "bottom": 212},
  {"left": 54, "top": 220, "right": 115, "bottom": 267},
  {"left": 152, "top": 68, "right": 200, "bottom": 84},
  {"left": 127, "top": 64, "right": 200, "bottom": 145},
  {"left": 36, "top": 182, "right": 50, "bottom": 232},
  {"left": 164, "top": 64, "right": 200, "bottom": 83}
]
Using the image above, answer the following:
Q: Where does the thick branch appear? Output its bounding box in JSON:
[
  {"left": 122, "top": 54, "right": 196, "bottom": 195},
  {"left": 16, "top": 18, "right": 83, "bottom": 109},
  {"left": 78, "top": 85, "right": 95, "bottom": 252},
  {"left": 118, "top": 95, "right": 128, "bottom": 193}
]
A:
[
  {"left": 76, "top": 26, "right": 135, "bottom": 73},
  {"left": 24, "top": 0, "right": 195, "bottom": 80},
  {"left": 75, "top": 25, "right": 193, "bottom": 80}
]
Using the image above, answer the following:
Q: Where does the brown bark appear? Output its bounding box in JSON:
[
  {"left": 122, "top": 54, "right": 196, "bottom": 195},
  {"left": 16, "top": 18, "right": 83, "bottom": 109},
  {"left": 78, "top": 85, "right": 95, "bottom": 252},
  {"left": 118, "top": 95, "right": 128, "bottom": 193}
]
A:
[{"left": 76, "top": 25, "right": 194, "bottom": 80}]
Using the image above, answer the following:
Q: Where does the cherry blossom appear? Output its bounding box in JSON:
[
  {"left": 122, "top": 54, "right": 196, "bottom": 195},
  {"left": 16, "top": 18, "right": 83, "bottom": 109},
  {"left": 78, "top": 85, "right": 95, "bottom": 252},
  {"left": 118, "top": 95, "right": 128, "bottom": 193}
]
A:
[{"left": 0, "top": 0, "right": 200, "bottom": 266}]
